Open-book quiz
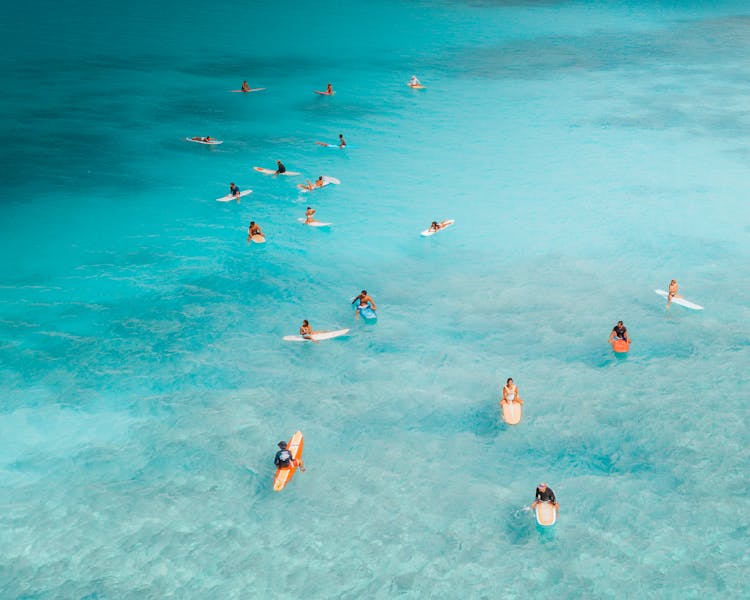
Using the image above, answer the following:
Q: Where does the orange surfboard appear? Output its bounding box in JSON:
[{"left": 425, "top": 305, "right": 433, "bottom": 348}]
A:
[
  {"left": 273, "top": 431, "right": 304, "bottom": 492},
  {"left": 612, "top": 339, "right": 629, "bottom": 353},
  {"left": 502, "top": 401, "right": 522, "bottom": 425},
  {"left": 535, "top": 502, "right": 557, "bottom": 526}
]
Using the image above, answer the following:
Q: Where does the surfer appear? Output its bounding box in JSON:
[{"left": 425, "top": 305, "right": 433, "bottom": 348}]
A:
[
  {"left": 666, "top": 279, "right": 680, "bottom": 306},
  {"left": 531, "top": 483, "right": 559, "bottom": 512},
  {"left": 241, "top": 80, "right": 250, "bottom": 92},
  {"left": 352, "top": 290, "right": 377, "bottom": 311},
  {"left": 274, "top": 441, "right": 305, "bottom": 471},
  {"left": 302, "top": 176, "right": 325, "bottom": 191},
  {"left": 428, "top": 220, "right": 451, "bottom": 232},
  {"left": 326, "top": 83, "right": 333, "bottom": 94},
  {"left": 275, "top": 160, "right": 286, "bottom": 175},
  {"left": 304, "top": 207, "right": 316, "bottom": 224},
  {"left": 609, "top": 321, "right": 629, "bottom": 343},
  {"left": 501, "top": 378, "right": 523, "bottom": 405},
  {"left": 229, "top": 182, "right": 241, "bottom": 202},
  {"left": 191, "top": 136, "right": 214, "bottom": 142},
  {"left": 338, "top": 133, "right": 346, "bottom": 148},
  {"left": 409, "top": 75, "right": 421, "bottom": 86},
  {"left": 247, "top": 221, "right": 263, "bottom": 241}
]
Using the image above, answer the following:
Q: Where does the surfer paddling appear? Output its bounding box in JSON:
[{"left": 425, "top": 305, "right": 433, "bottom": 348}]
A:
[
  {"left": 608, "top": 321, "right": 630, "bottom": 343},
  {"left": 275, "top": 440, "right": 305, "bottom": 471},
  {"left": 301, "top": 176, "right": 325, "bottom": 191},
  {"left": 428, "top": 220, "right": 451, "bottom": 232}
]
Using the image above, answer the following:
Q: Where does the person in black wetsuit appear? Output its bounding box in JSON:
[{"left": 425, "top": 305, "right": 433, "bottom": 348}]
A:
[
  {"left": 274, "top": 441, "right": 294, "bottom": 468},
  {"left": 609, "top": 320, "right": 629, "bottom": 343},
  {"left": 531, "top": 482, "right": 559, "bottom": 511},
  {"left": 275, "top": 160, "right": 286, "bottom": 175}
]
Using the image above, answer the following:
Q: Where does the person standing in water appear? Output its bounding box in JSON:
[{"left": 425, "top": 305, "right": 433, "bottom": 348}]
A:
[
  {"left": 352, "top": 290, "right": 377, "bottom": 311},
  {"left": 501, "top": 378, "right": 523, "bottom": 406},
  {"left": 531, "top": 482, "right": 559, "bottom": 512}
]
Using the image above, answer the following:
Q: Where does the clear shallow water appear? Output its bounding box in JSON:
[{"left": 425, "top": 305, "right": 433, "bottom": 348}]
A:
[{"left": 2, "top": 1, "right": 750, "bottom": 597}]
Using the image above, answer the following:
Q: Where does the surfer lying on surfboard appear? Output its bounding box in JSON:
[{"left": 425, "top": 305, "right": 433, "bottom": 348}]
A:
[
  {"left": 531, "top": 483, "right": 559, "bottom": 512},
  {"left": 501, "top": 378, "right": 523, "bottom": 406},
  {"left": 301, "top": 176, "right": 326, "bottom": 191},
  {"left": 428, "top": 220, "right": 452, "bottom": 232},
  {"left": 191, "top": 136, "right": 215, "bottom": 143}
]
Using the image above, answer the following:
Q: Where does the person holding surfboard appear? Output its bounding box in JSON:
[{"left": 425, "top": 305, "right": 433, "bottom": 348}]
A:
[
  {"left": 501, "top": 378, "right": 523, "bottom": 406},
  {"left": 666, "top": 279, "right": 680, "bottom": 306},
  {"left": 274, "top": 441, "right": 305, "bottom": 471},
  {"left": 609, "top": 321, "right": 629, "bottom": 343},
  {"left": 229, "top": 182, "right": 241, "bottom": 202},
  {"left": 352, "top": 290, "right": 377, "bottom": 311},
  {"left": 531, "top": 483, "right": 559, "bottom": 512},
  {"left": 247, "top": 221, "right": 263, "bottom": 241},
  {"left": 275, "top": 160, "right": 286, "bottom": 175}
]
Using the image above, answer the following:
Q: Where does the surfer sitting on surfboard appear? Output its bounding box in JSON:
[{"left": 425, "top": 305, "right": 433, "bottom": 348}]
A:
[
  {"left": 275, "top": 160, "right": 286, "bottom": 175},
  {"left": 326, "top": 83, "right": 333, "bottom": 94},
  {"left": 275, "top": 440, "right": 305, "bottom": 471},
  {"left": 608, "top": 321, "right": 630, "bottom": 343},
  {"left": 241, "top": 80, "right": 250, "bottom": 92},
  {"left": 247, "top": 221, "right": 263, "bottom": 241},
  {"left": 666, "top": 279, "right": 681, "bottom": 306},
  {"left": 337, "top": 133, "right": 346, "bottom": 148},
  {"left": 229, "top": 182, "right": 241, "bottom": 202},
  {"left": 304, "top": 207, "right": 317, "bottom": 224},
  {"left": 501, "top": 378, "right": 523, "bottom": 406},
  {"left": 409, "top": 75, "right": 421, "bottom": 87},
  {"left": 531, "top": 483, "right": 559, "bottom": 512}
]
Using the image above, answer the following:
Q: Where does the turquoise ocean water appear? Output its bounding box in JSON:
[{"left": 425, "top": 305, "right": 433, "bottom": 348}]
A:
[{"left": 2, "top": 1, "right": 750, "bottom": 596}]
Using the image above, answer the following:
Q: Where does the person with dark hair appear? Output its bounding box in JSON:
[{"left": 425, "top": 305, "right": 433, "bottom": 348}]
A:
[{"left": 531, "top": 483, "right": 559, "bottom": 512}]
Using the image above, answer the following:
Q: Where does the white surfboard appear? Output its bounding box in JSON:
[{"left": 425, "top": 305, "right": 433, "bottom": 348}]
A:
[
  {"left": 186, "top": 137, "right": 223, "bottom": 145},
  {"left": 421, "top": 219, "right": 455, "bottom": 237},
  {"left": 230, "top": 88, "right": 265, "bottom": 93},
  {"left": 654, "top": 289, "right": 703, "bottom": 310},
  {"left": 216, "top": 190, "right": 252, "bottom": 202},
  {"left": 502, "top": 401, "right": 522, "bottom": 425},
  {"left": 297, "top": 218, "right": 332, "bottom": 227},
  {"left": 535, "top": 502, "right": 557, "bottom": 526},
  {"left": 283, "top": 328, "right": 350, "bottom": 342},
  {"left": 253, "top": 167, "right": 301, "bottom": 176},
  {"left": 250, "top": 234, "right": 266, "bottom": 244}
]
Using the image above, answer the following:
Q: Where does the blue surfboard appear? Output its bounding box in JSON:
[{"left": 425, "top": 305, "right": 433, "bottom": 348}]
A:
[{"left": 353, "top": 301, "right": 377, "bottom": 321}]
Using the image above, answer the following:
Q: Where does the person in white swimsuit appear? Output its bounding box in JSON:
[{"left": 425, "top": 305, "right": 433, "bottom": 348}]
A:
[{"left": 501, "top": 378, "right": 523, "bottom": 405}]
